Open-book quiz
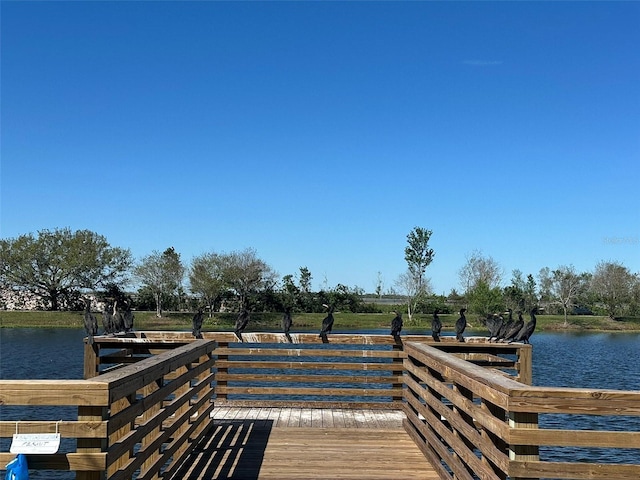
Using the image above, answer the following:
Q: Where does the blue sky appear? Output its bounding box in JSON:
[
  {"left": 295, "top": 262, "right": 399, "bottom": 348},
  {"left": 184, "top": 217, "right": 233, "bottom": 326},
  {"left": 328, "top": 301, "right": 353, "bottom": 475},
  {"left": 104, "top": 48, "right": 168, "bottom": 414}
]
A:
[{"left": 2, "top": 1, "right": 639, "bottom": 295}]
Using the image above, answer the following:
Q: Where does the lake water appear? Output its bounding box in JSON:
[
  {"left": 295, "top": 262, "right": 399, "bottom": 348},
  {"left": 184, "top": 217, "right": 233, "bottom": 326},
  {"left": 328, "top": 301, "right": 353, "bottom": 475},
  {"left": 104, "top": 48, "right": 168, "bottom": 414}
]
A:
[{"left": 1, "top": 328, "right": 639, "bottom": 478}]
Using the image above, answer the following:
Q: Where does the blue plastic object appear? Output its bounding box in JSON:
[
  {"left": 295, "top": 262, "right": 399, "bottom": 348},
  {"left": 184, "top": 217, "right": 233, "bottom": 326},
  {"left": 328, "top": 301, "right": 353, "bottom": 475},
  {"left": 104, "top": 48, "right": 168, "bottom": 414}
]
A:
[{"left": 5, "top": 454, "right": 29, "bottom": 480}]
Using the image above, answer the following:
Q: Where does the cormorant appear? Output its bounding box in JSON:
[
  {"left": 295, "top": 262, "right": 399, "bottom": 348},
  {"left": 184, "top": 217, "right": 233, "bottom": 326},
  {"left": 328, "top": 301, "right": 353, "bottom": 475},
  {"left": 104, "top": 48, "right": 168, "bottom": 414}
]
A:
[
  {"left": 486, "top": 313, "right": 504, "bottom": 342},
  {"left": 319, "top": 304, "right": 334, "bottom": 343},
  {"left": 235, "top": 308, "right": 250, "bottom": 342},
  {"left": 431, "top": 309, "right": 442, "bottom": 342},
  {"left": 514, "top": 307, "right": 538, "bottom": 344},
  {"left": 123, "top": 301, "right": 135, "bottom": 332},
  {"left": 503, "top": 311, "right": 524, "bottom": 343},
  {"left": 112, "top": 300, "right": 124, "bottom": 333},
  {"left": 82, "top": 298, "right": 98, "bottom": 345},
  {"left": 192, "top": 308, "right": 204, "bottom": 339},
  {"left": 496, "top": 309, "right": 514, "bottom": 342},
  {"left": 282, "top": 307, "right": 293, "bottom": 343},
  {"left": 455, "top": 308, "right": 467, "bottom": 342},
  {"left": 102, "top": 303, "right": 114, "bottom": 334},
  {"left": 390, "top": 311, "right": 403, "bottom": 340}
]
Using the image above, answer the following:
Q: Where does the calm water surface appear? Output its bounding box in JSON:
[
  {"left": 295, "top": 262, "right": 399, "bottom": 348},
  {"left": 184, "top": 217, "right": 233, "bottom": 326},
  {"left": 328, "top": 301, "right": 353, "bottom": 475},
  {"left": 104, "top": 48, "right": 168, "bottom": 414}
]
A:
[{"left": 1, "top": 328, "right": 639, "bottom": 477}]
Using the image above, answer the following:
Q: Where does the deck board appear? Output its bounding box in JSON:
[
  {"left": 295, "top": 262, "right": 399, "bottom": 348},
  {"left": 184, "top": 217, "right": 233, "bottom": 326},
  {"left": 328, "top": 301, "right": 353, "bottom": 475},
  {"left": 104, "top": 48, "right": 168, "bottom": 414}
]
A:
[{"left": 171, "top": 407, "right": 437, "bottom": 479}]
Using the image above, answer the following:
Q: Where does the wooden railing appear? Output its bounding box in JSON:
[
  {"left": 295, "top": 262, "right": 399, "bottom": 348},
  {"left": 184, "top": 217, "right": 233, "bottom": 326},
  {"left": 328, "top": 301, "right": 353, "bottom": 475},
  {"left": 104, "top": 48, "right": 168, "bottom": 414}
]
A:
[
  {"left": 90, "top": 332, "right": 530, "bottom": 410},
  {"left": 403, "top": 342, "right": 640, "bottom": 480},
  {"left": 0, "top": 339, "right": 216, "bottom": 479}
]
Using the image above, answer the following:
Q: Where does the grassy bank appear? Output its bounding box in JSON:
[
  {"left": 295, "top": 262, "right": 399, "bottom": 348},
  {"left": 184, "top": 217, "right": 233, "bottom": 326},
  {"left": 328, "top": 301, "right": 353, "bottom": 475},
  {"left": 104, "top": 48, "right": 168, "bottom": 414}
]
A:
[{"left": 1, "top": 310, "right": 639, "bottom": 333}]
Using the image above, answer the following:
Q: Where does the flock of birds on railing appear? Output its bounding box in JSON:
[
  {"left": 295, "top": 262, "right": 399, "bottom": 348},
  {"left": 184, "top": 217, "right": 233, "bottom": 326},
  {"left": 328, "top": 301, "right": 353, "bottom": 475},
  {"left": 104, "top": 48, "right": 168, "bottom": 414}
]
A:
[
  {"left": 82, "top": 298, "right": 135, "bottom": 345},
  {"left": 82, "top": 297, "right": 536, "bottom": 345}
]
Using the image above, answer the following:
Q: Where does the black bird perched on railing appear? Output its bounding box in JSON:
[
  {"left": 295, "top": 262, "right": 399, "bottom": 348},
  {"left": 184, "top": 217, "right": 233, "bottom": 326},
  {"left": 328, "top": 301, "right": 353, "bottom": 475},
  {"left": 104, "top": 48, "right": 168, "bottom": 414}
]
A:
[
  {"left": 513, "top": 307, "right": 538, "bottom": 344},
  {"left": 455, "top": 308, "right": 467, "bottom": 342},
  {"left": 123, "top": 301, "right": 135, "bottom": 333},
  {"left": 431, "top": 309, "right": 442, "bottom": 342},
  {"left": 496, "top": 308, "right": 514, "bottom": 342},
  {"left": 235, "top": 308, "right": 250, "bottom": 342},
  {"left": 282, "top": 307, "right": 293, "bottom": 343},
  {"left": 319, "top": 304, "right": 334, "bottom": 343},
  {"left": 112, "top": 300, "right": 125, "bottom": 334},
  {"left": 486, "top": 313, "right": 504, "bottom": 342},
  {"left": 82, "top": 297, "right": 98, "bottom": 345},
  {"left": 192, "top": 308, "right": 204, "bottom": 339},
  {"left": 102, "top": 303, "right": 114, "bottom": 335},
  {"left": 390, "top": 311, "right": 403, "bottom": 340},
  {"left": 503, "top": 311, "right": 525, "bottom": 343}
]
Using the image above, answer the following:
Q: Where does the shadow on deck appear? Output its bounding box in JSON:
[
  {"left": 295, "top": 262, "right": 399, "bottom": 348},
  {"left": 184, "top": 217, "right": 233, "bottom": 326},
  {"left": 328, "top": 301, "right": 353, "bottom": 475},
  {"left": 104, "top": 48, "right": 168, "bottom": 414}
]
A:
[{"left": 170, "top": 408, "right": 438, "bottom": 480}]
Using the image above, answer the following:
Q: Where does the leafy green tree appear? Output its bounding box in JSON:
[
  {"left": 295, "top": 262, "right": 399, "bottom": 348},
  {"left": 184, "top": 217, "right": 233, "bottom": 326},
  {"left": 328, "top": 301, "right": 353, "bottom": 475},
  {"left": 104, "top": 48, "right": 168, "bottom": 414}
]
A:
[
  {"left": 189, "top": 252, "right": 228, "bottom": 316},
  {"left": 590, "top": 261, "right": 636, "bottom": 319},
  {"left": 0, "top": 228, "right": 132, "bottom": 310},
  {"left": 400, "top": 227, "right": 435, "bottom": 323},
  {"left": 134, "top": 247, "right": 185, "bottom": 317},
  {"left": 467, "top": 279, "right": 504, "bottom": 316}
]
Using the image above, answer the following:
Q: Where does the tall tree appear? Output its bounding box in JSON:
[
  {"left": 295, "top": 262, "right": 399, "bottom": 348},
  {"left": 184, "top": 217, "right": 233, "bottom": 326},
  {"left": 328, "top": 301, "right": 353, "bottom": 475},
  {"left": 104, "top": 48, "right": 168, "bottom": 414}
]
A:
[
  {"left": 134, "top": 247, "right": 185, "bottom": 317},
  {"left": 222, "top": 248, "right": 277, "bottom": 310},
  {"left": 401, "top": 227, "right": 435, "bottom": 322},
  {"left": 458, "top": 250, "right": 503, "bottom": 294},
  {"left": 189, "top": 252, "right": 227, "bottom": 316},
  {"left": 0, "top": 228, "right": 132, "bottom": 310},
  {"left": 538, "top": 265, "right": 589, "bottom": 326},
  {"left": 590, "top": 261, "right": 636, "bottom": 319}
]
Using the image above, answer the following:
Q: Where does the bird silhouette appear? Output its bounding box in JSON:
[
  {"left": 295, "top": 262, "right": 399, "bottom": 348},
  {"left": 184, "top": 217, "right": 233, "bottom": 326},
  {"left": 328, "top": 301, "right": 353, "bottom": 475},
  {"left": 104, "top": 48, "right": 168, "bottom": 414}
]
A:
[
  {"left": 319, "top": 304, "right": 334, "bottom": 343},
  {"left": 102, "top": 303, "right": 114, "bottom": 334},
  {"left": 486, "top": 313, "right": 504, "bottom": 342},
  {"left": 390, "top": 311, "right": 403, "bottom": 340},
  {"left": 82, "top": 298, "right": 98, "bottom": 345},
  {"left": 192, "top": 308, "right": 204, "bottom": 339},
  {"left": 431, "top": 309, "right": 442, "bottom": 342},
  {"left": 282, "top": 307, "right": 293, "bottom": 343},
  {"left": 112, "top": 300, "right": 125, "bottom": 334},
  {"left": 496, "top": 308, "right": 514, "bottom": 342},
  {"left": 513, "top": 307, "right": 538, "bottom": 344},
  {"left": 455, "top": 308, "right": 467, "bottom": 342},
  {"left": 122, "top": 301, "right": 135, "bottom": 332},
  {"left": 235, "top": 308, "right": 250, "bottom": 342},
  {"left": 503, "top": 311, "right": 524, "bottom": 343}
]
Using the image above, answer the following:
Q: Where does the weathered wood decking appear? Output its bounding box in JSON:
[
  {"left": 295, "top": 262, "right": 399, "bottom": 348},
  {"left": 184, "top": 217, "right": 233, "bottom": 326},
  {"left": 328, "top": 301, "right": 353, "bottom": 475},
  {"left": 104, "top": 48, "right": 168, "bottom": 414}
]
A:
[{"left": 170, "top": 407, "right": 438, "bottom": 480}]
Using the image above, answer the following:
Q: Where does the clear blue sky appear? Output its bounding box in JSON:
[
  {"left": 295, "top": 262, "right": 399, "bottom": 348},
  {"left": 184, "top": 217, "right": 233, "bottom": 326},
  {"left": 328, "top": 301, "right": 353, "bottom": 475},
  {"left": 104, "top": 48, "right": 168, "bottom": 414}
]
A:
[{"left": 2, "top": 1, "right": 639, "bottom": 295}]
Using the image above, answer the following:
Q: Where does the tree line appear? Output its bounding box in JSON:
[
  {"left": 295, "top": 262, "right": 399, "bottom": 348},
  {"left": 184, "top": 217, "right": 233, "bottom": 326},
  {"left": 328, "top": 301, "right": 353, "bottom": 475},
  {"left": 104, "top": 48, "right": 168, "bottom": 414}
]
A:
[{"left": 1, "top": 227, "right": 638, "bottom": 321}]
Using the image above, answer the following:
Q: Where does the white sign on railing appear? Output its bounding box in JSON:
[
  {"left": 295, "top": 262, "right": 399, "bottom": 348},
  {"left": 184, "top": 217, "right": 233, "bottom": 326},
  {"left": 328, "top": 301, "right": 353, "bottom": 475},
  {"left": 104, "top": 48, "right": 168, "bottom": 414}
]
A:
[{"left": 10, "top": 421, "right": 61, "bottom": 454}]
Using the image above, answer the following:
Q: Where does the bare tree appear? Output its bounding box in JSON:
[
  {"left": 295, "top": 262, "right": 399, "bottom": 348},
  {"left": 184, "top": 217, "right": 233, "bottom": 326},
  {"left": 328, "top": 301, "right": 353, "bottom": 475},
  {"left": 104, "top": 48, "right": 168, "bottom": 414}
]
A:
[
  {"left": 458, "top": 250, "right": 503, "bottom": 294},
  {"left": 222, "top": 248, "right": 277, "bottom": 310},
  {"left": 395, "top": 270, "right": 433, "bottom": 323},
  {"left": 538, "top": 265, "right": 589, "bottom": 326}
]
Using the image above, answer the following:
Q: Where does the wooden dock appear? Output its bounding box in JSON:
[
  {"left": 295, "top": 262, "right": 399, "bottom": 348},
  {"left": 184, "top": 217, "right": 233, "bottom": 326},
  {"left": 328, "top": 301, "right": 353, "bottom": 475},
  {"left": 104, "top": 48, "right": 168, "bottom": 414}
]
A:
[{"left": 170, "top": 407, "right": 438, "bottom": 479}]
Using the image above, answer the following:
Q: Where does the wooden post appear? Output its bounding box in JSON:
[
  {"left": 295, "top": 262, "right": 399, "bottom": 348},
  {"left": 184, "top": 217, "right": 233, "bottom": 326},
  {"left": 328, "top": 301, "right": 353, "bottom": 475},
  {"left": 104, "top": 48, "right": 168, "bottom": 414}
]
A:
[
  {"left": 509, "top": 411, "right": 539, "bottom": 480},
  {"left": 217, "top": 341, "right": 229, "bottom": 403},
  {"left": 83, "top": 341, "right": 100, "bottom": 379},
  {"left": 76, "top": 405, "right": 108, "bottom": 480},
  {"left": 517, "top": 345, "right": 532, "bottom": 385},
  {"left": 481, "top": 399, "right": 508, "bottom": 480},
  {"left": 391, "top": 342, "right": 404, "bottom": 404}
]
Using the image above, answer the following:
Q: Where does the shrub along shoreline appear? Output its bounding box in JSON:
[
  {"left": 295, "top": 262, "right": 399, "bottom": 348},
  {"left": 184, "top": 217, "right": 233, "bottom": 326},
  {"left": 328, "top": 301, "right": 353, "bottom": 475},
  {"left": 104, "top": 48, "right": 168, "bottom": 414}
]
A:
[{"left": 1, "top": 311, "right": 639, "bottom": 332}]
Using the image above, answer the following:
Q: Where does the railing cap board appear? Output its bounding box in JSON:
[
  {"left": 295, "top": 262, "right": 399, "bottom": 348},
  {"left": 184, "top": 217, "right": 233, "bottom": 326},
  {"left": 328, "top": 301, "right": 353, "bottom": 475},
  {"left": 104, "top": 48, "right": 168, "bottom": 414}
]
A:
[
  {"left": 0, "top": 380, "right": 109, "bottom": 406},
  {"left": 405, "top": 342, "right": 640, "bottom": 416},
  {"left": 405, "top": 342, "right": 524, "bottom": 392},
  {"left": 86, "top": 339, "right": 216, "bottom": 400}
]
